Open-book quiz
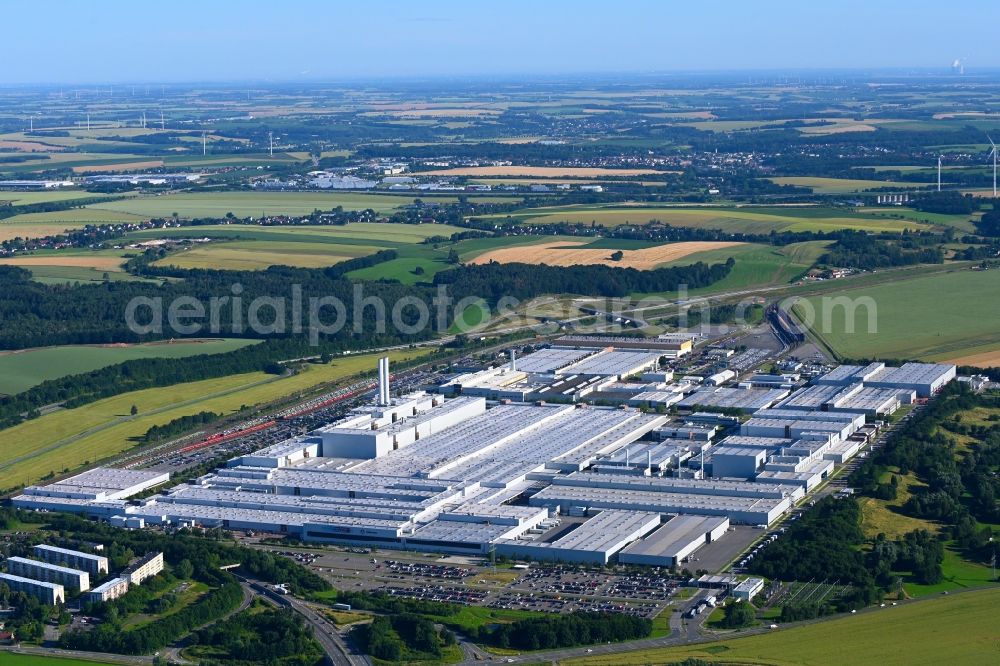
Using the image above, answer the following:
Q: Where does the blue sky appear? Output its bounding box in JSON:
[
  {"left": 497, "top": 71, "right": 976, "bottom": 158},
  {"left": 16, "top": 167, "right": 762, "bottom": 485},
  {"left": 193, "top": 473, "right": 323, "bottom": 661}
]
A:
[{"left": 1, "top": 0, "right": 997, "bottom": 84}]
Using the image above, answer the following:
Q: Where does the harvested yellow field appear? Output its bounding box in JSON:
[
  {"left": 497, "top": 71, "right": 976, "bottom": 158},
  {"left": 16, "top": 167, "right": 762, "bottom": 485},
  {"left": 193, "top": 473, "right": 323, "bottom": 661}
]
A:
[
  {"left": 71, "top": 159, "right": 164, "bottom": 173},
  {"left": 392, "top": 108, "right": 500, "bottom": 118},
  {"left": 0, "top": 256, "right": 125, "bottom": 270},
  {"left": 0, "top": 223, "right": 86, "bottom": 242},
  {"left": 943, "top": 348, "right": 1000, "bottom": 368},
  {"left": 419, "top": 166, "right": 672, "bottom": 178},
  {"left": 0, "top": 140, "right": 64, "bottom": 152},
  {"left": 469, "top": 240, "right": 745, "bottom": 270}
]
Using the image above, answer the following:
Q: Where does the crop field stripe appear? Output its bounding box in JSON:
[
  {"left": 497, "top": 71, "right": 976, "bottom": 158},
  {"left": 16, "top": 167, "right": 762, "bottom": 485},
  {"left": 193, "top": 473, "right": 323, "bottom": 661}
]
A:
[
  {"left": 0, "top": 339, "right": 259, "bottom": 395},
  {"left": 563, "top": 586, "right": 1000, "bottom": 666},
  {"left": 0, "top": 349, "right": 430, "bottom": 490}
]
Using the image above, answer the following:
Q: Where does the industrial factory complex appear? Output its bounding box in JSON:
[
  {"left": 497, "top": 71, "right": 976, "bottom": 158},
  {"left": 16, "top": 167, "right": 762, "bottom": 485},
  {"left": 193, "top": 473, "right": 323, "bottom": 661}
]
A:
[{"left": 13, "top": 342, "right": 958, "bottom": 568}]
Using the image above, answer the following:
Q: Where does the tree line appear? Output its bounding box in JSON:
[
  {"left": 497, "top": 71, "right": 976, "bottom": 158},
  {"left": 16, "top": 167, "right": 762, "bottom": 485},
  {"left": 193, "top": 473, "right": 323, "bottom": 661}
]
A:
[
  {"left": 434, "top": 258, "right": 735, "bottom": 300},
  {"left": 850, "top": 382, "right": 1000, "bottom": 563},
  {"left": 819, "top": 229, "right": 944, "bottom": 269}
]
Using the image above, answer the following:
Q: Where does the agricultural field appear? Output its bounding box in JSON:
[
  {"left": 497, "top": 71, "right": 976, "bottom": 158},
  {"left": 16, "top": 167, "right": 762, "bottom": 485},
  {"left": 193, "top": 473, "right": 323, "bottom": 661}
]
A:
[
  {"left": 0, "top": 655, "right": 125, "bottom": 666},
  {"left": 128, "top": 221, "right": 486, "bottom": 273},
  {"left": 85, "top": 191, "right": 432, "bottom": 218},
  {"left": 792, "top": 266, "right": 1000, "bottom": 361},
  {"left": 864, "top": 207, "right": 979, "bottom": 233},
  {"left": 127, "top": 221, "right": 468, "bottom": 247},
  {"left": 152, "top": 239, "right": 383, "bottom": 270},
  {"left": 0, "top": 222, "right": 92, "bottom": 241},
  {"left": 657, "top": 241, "right": 830, "bottom": 295},
  {"left": 0, "top": 189, "right": 112, "bottom": 205},
  {"left": 486, "top": 204, "right": 930, "bottom": 233},
  {"left": 77, "top": 192, "right": 512, "bottom": 219},
  {"left": 0, "top": 348, "right": 430, "bottom": 491},
  {"left": 417, "top": 165, "right": 673, "bottom": 177},
  {"left": 0, "top": 248, "right": 134, "bottom": 281},
  {"left": 768, "top": 177, "right": 932, "bottom": 194},
  {"left": 0, "top": 339, "right": 259, "bottom": 395},
  {"left": 468, "top": 239, "right": 745, "bottom": 269},
  {"left": 563, "top": 587, "right": 1000, "bottom": 666}
]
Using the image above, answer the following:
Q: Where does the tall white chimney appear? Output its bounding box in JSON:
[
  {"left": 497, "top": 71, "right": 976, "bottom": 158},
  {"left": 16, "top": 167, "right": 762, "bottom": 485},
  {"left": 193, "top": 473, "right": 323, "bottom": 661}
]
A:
[
  {"left": 510, "top": 349, "right": 517, "bottom": 372},
  {"left": 377, "top": 357, "right": 390, "bottom": 406}
]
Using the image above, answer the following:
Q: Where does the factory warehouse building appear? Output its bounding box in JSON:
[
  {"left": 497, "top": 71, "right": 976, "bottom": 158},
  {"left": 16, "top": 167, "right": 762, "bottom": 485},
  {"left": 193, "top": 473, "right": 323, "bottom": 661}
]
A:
[
  {"left": 12, "top": 357, "right": 957, "bottom": 567},
  {"left": 619, "top": 515, "right": 730, "bottom": 567}
]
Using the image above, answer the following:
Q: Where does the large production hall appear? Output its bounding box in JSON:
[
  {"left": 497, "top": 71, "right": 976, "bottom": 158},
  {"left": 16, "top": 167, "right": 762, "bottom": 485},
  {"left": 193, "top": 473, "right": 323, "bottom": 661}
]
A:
[{"left": 13, "top": 347, "right": 959, "bottom": 567}]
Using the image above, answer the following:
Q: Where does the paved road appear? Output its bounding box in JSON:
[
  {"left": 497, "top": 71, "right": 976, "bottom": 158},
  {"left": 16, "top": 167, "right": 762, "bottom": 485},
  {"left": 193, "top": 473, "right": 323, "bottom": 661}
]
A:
[
  {"left": 0, "top": 645, "right": 153, "bottom": 665},
  {"left": 238, "top": 575, "right": 369, "bottom": 666}
]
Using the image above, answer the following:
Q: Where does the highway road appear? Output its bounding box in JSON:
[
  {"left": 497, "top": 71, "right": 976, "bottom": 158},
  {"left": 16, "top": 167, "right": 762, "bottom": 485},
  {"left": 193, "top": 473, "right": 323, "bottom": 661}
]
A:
[{"left": 238, "top": 575, "right": 370, "bottom": 666}]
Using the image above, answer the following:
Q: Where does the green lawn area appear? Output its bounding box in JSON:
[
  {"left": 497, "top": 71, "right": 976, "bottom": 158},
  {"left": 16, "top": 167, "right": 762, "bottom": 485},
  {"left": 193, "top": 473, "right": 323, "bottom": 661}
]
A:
[
  {"left": 0, "top": 348, "right": 430, "bottom": 491},
  {"left": 561, "top": 586, "right": 1000, "bottom": 666},
  {"left": 0, "top": 339, "right": 259, "bottom": 396},
  {"left": 121, "top": 580, "right": 209, "bottom": 630},
  {"left": 427, "top": 606, "right": 545, "bottom": 634},
  {"left": 901, "top": 545, "right": 998, "bottom": 597},
  {"left": 792, "top": 266, "right": 1000, "bottom": 360}
]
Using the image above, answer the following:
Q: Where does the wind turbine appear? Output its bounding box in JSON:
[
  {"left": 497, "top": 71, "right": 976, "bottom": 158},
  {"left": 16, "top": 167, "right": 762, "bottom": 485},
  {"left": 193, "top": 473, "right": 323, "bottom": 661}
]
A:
[
  {"left": 160, "top": 110, "right": 165, "bottom": 131},
  {"left": 938, "top": 155, "right": 942, "bottom": 192},
  {"left": 202, "top": 130, "right": 208, "bottom": 156},
  {"left": 988, "top": 136, "right": 998, "bottom": 198},
  {"left": 268, "top": 131, "right": 274, "bottom": 157}
]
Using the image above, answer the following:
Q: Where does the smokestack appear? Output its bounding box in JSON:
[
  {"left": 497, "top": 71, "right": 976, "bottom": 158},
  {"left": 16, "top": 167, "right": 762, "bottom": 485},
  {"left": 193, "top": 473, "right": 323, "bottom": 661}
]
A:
[
  {"left": 377, "top": 357, "right": 390, "bottom": 406},
  {"left": 647, "top": 450, "right": 652, "bottom": 472},
  {"left": 625, "top": 447, "right": 630, "bottom": 466},
  {"left": 510, "top": 349, "right": 517, "bottom": 372}
]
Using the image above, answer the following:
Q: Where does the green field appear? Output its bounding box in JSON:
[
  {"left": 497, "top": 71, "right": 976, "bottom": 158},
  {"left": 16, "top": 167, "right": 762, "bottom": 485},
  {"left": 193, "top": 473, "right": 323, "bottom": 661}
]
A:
[
  {"left": 484, "top": 205, "right": 929, "bottom": 233},
  {"left": 1, "top": 208, "right": 147, "bottom": 224},
  {"left": 0, "top": 339, "right": 259, "bottom": 395},
  {"left": 71, "top": 192, "right": 513, "bottom": 219},
  {"left": 0, "top": 654, "right": 124, "bottom": 666},
  {"left": 0, "top": 348, "right": 430, "bottom": 491},
  {"left": 769, "top": 176, "right": 932, "bottom": 193},
  {"left": 152, "top": 239, "right": 383, "bottom": 270},
  {"left": 865, "top": 207, "right": 978, "bottom": 233},
  {"left": 562, "top": 587, "right": 1000, "bottom": 666},
  {"left": 129, "top": 221, "right": 479, "bottom": 273},
  {"left": 0, "top": 190, "right": 113, "bottom": 205},
  {"left": 655, "top": 241, "right": 830, "bottom": 295},
  {"left": 792, "top": 266, "right": 1000, "bottom": 361},
  {"left": 126, "top": 221, "right": 467, "bottom": 247}
]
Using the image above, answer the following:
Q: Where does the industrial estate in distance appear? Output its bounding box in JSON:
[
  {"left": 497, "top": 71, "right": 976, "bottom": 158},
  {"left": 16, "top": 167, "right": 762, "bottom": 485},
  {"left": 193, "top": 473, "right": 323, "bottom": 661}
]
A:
[{"left": 12, "top": 336, "right": 958, "bottom": 586}]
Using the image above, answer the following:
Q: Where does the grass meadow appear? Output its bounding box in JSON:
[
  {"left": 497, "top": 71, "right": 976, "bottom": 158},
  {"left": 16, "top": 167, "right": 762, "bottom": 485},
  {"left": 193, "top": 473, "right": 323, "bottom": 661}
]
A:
[
  {"left": 0, "top": 348, "right": 430, "bottom": 491},
  {"left": 561, "top": 587, "right": 1000, "bottom": 666},
  {"left": 793, "top": 267, "right": 1000, "bottom": 361},
  {"left": 483, "top": 204, "right": 930, "bottom": 233},
  {"left": 0, "top": 339, "right": 259, "bottom": 395}
]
